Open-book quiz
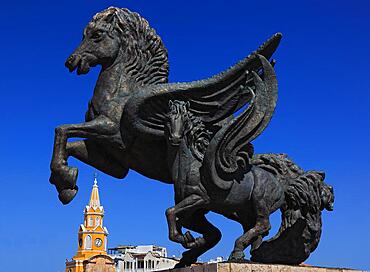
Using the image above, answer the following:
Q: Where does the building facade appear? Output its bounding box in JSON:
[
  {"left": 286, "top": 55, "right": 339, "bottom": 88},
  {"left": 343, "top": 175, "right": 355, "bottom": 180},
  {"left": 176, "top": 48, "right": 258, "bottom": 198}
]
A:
[
  {"left": 108, "top": 245, "right": 178, "bottom": 272},
  {"left": 65, "top": 177, "right": 115, "bottom": 272}
]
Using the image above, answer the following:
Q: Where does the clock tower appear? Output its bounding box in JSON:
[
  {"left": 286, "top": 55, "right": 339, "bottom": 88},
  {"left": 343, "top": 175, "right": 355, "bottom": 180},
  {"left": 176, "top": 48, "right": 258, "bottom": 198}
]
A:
[{"left": 65, "top": 176, "right": 114, "bottom": 272}]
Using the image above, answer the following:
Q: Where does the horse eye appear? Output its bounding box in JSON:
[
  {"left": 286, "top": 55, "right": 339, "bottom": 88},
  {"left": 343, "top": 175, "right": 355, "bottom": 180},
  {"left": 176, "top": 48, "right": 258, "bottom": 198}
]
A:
[{"left": 91, "top": 31, "right": 102, "bottom": 40}]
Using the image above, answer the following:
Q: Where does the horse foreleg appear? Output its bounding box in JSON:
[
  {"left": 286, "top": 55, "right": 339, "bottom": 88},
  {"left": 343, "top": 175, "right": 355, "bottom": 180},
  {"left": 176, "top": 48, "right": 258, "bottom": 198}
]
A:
[
  {"left": 67, "top": 140, "right": 129, "bottom": 179},
  {"left": 50, "top": 115, "right": 118, "bottom": 204},
  {"left": 165, "top": 195, "right": 208, "bottom": 248},
  {"left": 175, "top": 211, "right": 221, "bottom": 268}
]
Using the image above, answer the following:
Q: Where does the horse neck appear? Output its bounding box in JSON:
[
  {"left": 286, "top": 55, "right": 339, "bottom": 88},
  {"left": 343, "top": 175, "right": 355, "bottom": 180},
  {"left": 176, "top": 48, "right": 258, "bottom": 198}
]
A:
[
  {"left": 166, "top": 132, "right": 193, "bottom": 165},
  {"left": 167, "top": 137, "right": 197, "bottom": 187},
  {"left": 92, "top": 52, "right": 135, "bottom": 109},
  {"left": 166, "top": 141, "right": 179, "bottom": 166}
]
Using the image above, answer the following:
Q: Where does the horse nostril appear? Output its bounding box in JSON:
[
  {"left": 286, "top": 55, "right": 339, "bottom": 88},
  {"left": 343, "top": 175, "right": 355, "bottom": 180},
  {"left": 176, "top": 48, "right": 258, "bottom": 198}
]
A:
[
  {"left": 66, "top": 56, "right": 73, "bottom": 65},
  {"left": 65, "top": 54, "right": 81, "bottom": 72}
]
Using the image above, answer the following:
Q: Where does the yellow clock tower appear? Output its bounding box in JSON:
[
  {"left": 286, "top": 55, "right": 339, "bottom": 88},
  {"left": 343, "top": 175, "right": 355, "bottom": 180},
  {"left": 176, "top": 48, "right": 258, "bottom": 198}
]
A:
[{"left": 65, "top": 176, "right": 115, "bottom": 272}]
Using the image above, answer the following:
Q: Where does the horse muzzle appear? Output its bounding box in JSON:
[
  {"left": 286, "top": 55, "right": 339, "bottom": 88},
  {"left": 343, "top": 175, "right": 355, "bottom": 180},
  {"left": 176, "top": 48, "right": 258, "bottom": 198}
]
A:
[
  {"left": 65, "top": 54, "right": 81, "bottom": 72},
  {"left": 65, "top": 53, "right": 98, "bottom": 75},
  {"left": 326, "top": 201, "right": 334, "bottom": 211},
  {"left": 169, "top": 136, "right": 182, "bottom": 146}
]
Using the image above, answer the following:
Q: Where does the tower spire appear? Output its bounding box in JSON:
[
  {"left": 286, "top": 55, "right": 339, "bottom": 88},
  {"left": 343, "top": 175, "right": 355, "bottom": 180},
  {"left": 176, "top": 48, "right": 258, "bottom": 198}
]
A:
[
  {"left": 89, "top": 173, "right": 101, "bottom": 208},
  {"left": 66, "top": 173, "right": 110, "bottom": 271}
]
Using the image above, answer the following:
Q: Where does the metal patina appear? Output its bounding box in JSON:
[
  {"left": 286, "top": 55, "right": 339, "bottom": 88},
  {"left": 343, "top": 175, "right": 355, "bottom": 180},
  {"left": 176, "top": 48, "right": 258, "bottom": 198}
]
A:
[{"left": 50, "top": 7, "right": 334, "bottom": 267}]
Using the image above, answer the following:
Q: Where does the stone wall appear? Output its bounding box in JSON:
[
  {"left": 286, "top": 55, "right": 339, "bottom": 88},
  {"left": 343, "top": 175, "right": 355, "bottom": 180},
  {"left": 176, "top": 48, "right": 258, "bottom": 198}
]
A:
[
  {"left": 84, "top": 255, "right": 115, "bottom": 272},
  {"left": 160, "top": 262, "right": 367, "bottom": 272}
]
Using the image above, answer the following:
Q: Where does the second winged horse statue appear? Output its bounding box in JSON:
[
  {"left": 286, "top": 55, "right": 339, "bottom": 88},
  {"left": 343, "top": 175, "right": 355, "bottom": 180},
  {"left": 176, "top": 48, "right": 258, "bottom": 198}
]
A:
[{"left": 50, "top": 7, "right": 333, "bottom": 266}]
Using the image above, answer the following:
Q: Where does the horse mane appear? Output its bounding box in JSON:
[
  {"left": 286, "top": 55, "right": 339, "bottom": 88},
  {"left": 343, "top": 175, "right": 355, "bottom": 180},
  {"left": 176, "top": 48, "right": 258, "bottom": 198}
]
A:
[
  {"left": 285, "top": 171, "right": 325, "bottom": 213},
  {"left": 91, "top": 7, "right": 169, "bottom": 85},
  {"left": 251, "top": 160, "right": 329, "bottom": 264},
  {"left": 252, "top": 153, "right": 325, "bottom": 212},
  {"left": 186, "top": 113, "right": 212, "bottom": 161},
  {"left": 251, "top": 153, "right": 304, "bottom": 179}
]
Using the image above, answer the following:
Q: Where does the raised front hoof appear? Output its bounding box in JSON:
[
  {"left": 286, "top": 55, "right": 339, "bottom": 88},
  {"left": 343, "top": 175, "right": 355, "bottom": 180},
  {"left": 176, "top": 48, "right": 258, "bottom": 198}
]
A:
[
  {"left": 58, "top": 186, "right": 79, "bottom": 205},
  {"left": 50, "top": 166, "right": 78, "bottom": 188},
  {"left": 182, "top": 237, "right": 206, "bottom": 249},
  {"left": 228, "top": 250, "right": 246, "bottom": 262}
]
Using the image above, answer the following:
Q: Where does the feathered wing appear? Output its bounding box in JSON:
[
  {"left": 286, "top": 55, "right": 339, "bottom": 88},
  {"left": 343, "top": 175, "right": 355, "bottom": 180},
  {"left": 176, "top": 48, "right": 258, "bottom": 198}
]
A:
[
  {"left": 201, "top": 55, "right": 278, "bottom": 190},
  {"left": 121, "top": 33, "right": 282, "bottom": 141}
]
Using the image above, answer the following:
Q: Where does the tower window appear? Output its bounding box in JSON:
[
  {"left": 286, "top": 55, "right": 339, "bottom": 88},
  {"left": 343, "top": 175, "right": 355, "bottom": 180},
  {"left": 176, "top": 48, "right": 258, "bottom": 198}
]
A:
[
  {"left": 96, "top": 217, "right": 100, "bottom": 226},
  {"left": 85, "top": 235, "right": 92, "bottom": 249},
  {"left": 88, "top": 216, "right": 93, "bottom": 227}
]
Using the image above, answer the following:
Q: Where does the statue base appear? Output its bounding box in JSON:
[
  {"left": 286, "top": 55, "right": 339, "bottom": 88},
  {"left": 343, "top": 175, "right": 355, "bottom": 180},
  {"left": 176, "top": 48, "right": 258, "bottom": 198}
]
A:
[{"left": 161, "top": 262, "right": 365, "bottom": 272}]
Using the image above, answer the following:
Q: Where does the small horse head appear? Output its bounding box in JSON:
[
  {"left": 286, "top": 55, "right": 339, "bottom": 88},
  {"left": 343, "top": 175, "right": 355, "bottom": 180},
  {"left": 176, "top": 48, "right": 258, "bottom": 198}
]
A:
[
  {"left": 166, "top": 100, "right": 212, "bottom": 161},
  {"left": 166, "top": 100, "right": 191, "bottom": 146},
  {"left": 65, "top": 7, "right": 168, "bottom": 85}
]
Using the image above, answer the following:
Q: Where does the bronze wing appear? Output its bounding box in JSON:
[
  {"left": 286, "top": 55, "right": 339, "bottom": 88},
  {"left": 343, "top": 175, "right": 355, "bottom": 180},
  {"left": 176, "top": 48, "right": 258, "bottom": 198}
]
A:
[
  {"left": 121, "top": 33, "right": 282, "bottom": 142},
  {"left": 200, "top": 54, "right": 278, "bottom": 190}
]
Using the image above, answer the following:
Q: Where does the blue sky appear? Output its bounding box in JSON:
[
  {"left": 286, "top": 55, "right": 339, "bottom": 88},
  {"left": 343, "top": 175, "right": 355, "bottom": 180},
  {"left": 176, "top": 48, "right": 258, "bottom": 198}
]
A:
[{"left": 0, "top": 1, "right": 369, "bottom": 271}]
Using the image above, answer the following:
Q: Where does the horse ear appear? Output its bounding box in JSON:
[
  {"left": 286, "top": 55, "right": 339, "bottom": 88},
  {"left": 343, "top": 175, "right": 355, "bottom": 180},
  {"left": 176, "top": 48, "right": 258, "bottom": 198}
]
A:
[
  {"left": 105, "top": 12, "right": 116, "bottom": 24},
  {"left": 317, "top": 171, "right": 325, "bottom": 180},
  {"left": 186, "top": 101, "right": 190, "bottom": 109}
]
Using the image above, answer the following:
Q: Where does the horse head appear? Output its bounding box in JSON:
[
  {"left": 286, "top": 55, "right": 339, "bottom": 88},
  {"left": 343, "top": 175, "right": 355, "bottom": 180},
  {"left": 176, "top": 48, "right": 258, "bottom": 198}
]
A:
[
  {"left": 166, "top": 100, "right": 211, "bottom": 161},
  {"left": 65, "top": 7, "right": 169, "bottom": 85},
  {"left": 166, "top": 100, "right": 191, "bottom": 146}
]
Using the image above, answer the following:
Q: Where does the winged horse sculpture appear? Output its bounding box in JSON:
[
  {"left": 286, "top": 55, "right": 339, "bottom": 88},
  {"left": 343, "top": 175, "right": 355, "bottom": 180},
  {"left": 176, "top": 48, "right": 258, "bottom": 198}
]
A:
[{"left": 50, "top": 7, "right": 333, "bottom": 267}]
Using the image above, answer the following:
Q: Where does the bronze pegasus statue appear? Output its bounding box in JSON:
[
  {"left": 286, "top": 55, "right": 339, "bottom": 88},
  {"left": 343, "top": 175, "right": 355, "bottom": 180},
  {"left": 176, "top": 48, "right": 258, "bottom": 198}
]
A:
[{"left": 49, "top": 7, "right": 334, "bottom": 267}]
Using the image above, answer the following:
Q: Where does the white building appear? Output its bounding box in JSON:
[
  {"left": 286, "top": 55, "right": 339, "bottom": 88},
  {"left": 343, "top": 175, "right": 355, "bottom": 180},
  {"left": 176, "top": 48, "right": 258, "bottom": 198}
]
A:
[
  {"left": 108, "top": 245, "right": 178, "bottom": 272},
  {"left": 207, "top": 257, "right": 224, "bottom": 263}
]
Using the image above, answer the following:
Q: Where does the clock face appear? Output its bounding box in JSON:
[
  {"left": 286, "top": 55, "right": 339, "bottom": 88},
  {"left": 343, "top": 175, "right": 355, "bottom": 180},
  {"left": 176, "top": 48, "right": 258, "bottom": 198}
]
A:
[{"left": 95, "top": 238, "right": 103, "bottom": 247}]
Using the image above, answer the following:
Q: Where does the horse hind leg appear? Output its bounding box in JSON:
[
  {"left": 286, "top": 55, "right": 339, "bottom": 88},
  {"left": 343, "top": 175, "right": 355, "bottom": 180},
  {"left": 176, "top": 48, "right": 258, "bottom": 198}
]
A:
[
  {"left": 240, "top": 221, "right": 264, "bottom": 253},
  {"left": 229, "top": 203, "right": 271, "bottom": 261},
  {"left": 175, "top": 211, "right": 222, "bottom": 268}
]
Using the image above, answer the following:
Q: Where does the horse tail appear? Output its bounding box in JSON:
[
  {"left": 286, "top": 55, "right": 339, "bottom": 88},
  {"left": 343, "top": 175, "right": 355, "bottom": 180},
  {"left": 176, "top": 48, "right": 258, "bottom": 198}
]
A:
[{"left": 250, "top": 159, "right": 325, "bottom": 264}]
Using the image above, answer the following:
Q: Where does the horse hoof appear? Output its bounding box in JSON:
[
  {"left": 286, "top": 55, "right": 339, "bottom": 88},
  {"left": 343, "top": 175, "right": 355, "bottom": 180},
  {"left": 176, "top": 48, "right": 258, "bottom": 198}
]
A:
[
  {"left": 50, "top": 166, "right": 78, "bottom": 188},
  {"left": 174, "top": 261, "right": 192, "bottom": 269},
  {"left": 183, "top": 237, "right": 206, "bottom": 249},
  {"left": 228, "top": 250, "right": 246, "bottom": 262},
  {"left": 58, "top": 186, "right": 79, "bottom": 205},
  {"left": 174, "top": 263, "right": 185, "bottom": 269},
  {"left": 50, "top": 166, "right": 79, "bottom": 204}
]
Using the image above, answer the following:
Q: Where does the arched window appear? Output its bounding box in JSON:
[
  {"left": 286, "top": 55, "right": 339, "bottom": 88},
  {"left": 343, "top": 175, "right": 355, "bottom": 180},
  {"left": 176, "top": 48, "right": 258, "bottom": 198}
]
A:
[
  {"left": 85, "top": 235, "right": 92, "bottom": 249},
  {"left": 88, "top": 216, "right": 93, "bottom": 227},
  {"left": 96, "top": 217, "right": 100, "bottom": 226}
]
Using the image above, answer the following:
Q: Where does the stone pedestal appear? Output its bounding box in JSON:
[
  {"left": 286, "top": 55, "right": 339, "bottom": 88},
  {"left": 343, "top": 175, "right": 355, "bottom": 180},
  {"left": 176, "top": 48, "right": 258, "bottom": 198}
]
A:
[{"left": 161, "top": 262, "right": 367, "bottom": 272}]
